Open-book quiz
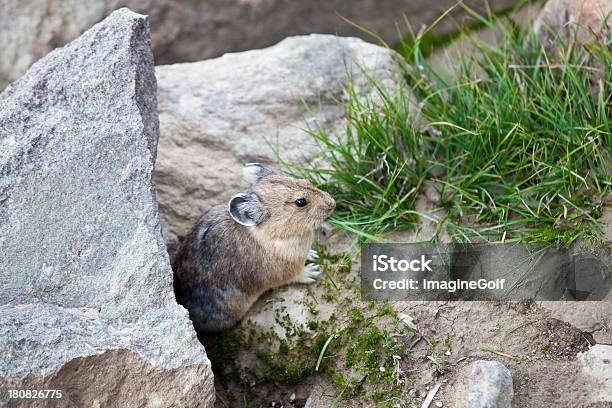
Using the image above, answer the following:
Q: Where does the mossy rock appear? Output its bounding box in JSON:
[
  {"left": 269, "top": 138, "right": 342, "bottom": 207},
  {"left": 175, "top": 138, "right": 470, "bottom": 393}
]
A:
[{"left": 204, "top": 248, "right": 419, "bottom": 405}]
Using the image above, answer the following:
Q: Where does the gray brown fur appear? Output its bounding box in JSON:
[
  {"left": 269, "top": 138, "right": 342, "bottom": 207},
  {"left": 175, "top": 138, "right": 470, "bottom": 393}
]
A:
[{"left": 173, "top": 164, "right": 335, "bottom": 332}]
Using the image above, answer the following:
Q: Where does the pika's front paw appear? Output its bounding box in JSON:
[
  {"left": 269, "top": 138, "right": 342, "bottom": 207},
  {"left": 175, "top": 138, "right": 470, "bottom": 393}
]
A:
[
  {"left": 307, "top": 249, "right": 319, "bottom": 262},
  {"left": 295, "top": 263, "right": 322, "bottom": 284}
]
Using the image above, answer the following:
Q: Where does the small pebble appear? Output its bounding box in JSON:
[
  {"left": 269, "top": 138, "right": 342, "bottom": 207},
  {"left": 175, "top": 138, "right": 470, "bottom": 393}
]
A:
[
  {"left": 435, "top": 401, "right": 443, "bottom": 407},
  {"left": 289, "top": 393, "right": 295, "bottom": 401}
]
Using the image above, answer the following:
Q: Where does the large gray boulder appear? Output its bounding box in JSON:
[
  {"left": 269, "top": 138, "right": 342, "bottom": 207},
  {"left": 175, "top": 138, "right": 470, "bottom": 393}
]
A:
[
  {"left": 0, "top": 8, "right": 213, "bottom": 407},
  {"left": 0, "top": 0, "right": 519, "bottom": 90},
  {"left": 153, "top": 34, "right": 401, "bottom": 252}
]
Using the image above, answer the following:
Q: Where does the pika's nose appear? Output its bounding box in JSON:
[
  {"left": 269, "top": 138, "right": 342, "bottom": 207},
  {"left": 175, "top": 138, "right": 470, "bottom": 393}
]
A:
[{"left": 318, "top": 200, "right": 334, "bottom": 214}]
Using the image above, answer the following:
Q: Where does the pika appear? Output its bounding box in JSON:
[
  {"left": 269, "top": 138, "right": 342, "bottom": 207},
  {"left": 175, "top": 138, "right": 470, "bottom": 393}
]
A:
[{"left": 172, "top": 163, "right": 336, "bottom": 333}]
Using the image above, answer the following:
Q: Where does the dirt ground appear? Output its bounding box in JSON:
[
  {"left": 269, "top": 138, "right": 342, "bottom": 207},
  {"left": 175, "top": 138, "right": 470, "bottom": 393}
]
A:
[
  {"left": 211, "top": 227, "right": 610, "bottom": 407},
  {"left": 214, "top": 300, "right": 610, "bottom": 407}
]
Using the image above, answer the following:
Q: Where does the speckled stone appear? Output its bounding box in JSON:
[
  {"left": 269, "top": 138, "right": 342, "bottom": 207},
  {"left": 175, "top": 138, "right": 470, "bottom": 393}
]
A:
[{"left": 0, "top": 9, "right": 213, "bottom": 407}]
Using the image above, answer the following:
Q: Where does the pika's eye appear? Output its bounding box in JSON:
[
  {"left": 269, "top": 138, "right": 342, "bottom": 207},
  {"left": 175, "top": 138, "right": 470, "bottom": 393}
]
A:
[{"left": 295, "top": 198, "right": 307, "bottom": 207}]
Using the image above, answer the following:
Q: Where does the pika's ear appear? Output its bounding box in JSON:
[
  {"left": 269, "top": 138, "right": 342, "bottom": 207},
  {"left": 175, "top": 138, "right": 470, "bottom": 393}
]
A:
[
  {"left": 242, "top": 163, "right": 276, "bottom": 184},
  {"left": 228, "top": 193, "right": 264, "bottom": 226}
]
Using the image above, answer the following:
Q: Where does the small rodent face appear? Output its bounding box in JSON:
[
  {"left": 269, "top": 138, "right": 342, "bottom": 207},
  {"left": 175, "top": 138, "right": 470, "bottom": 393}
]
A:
[
  {"left": 253, "top": 175, "right": 335, "bottom": 237},
  {"left": 228, "top": 164, "right": 335, "bottom": 238}
]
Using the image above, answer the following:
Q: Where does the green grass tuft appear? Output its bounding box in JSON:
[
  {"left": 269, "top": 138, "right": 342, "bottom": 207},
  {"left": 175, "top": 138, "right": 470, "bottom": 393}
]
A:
[{"left": 282, "top": 11, "right": 611, "bottom": 244}]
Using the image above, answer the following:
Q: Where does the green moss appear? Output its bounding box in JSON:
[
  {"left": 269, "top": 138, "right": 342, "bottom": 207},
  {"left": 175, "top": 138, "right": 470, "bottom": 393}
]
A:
[
  {"left": 278, "top": 340, "right": 290, "bottom": 354},
  {"left": 307, "top": 320, "right": 319, "bottom": 331},
  {"left": 206, "top": 249, "right": 409, "bottom": 405},
  {"left": 331, "top": 371, "right": 347, "bottom": 389},
  {"left": 377, "top": 303, "right": 394, "bottom": 316},
  {"left": 336, "top": 305, "right": 407, "bottom": 400},
  {"left": 254, "top": 351, "right": 315, "bottom": 385},
  {"left": 349, "top": 307, "right": 364, "bottom": 323},
  {"left": 371, "top": 391, "right": 386, "bottom": 402},
  {"left": 205, "top": 315, "right": 317, "bottom": 389}
]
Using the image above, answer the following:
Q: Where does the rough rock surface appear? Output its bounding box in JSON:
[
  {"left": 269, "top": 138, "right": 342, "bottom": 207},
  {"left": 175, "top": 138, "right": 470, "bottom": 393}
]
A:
[
  {"left": 0, "top": 8, "right": 213, "bottom": 407},
  {"left": 534, "top": 0, "right": 612, "bottom": 45},
  {"left": 467, "top": 360, "right": 514, "bottom": 408},
  {"left": 154, "top": 34, "right": 402, "bottom": 253},
  {"left": 579, "top": 345, "right": 612, "bottom": 403},
  {"left": 0, "top": 0, "right": 519, "bottom": 90}
]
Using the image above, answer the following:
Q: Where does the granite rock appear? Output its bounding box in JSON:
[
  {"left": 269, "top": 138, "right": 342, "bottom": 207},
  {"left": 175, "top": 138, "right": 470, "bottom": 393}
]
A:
[{"left": 0, "top": 8, "right": 214, "bottom": 407}]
